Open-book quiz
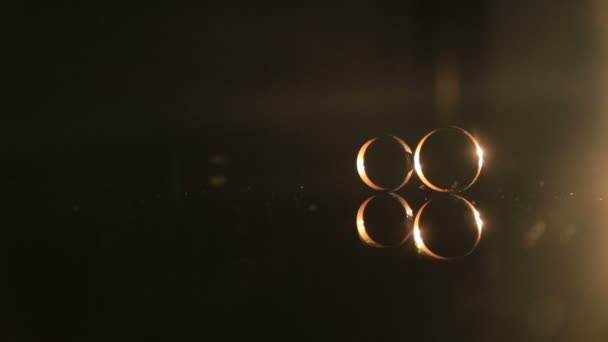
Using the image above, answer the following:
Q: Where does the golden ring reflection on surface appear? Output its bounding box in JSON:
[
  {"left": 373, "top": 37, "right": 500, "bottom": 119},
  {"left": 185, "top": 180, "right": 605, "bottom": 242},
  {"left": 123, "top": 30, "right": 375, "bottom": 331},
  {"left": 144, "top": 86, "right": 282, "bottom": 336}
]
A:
[
  {"left": 414, "top": 126, "right": 484, "bottom": 193},
  {"left": 413, "top": 194, "right": 483, "bottom": 260},
  {"left": 356, "top": 135, "right": 414, "bottom": 191},
  {"left": 356, "top": 192, "right": 414, "bottom": 248}
]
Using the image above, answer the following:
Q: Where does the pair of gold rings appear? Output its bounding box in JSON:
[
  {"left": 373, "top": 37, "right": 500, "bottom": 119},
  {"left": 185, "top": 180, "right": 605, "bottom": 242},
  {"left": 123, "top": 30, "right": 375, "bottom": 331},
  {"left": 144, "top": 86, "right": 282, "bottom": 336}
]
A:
[
  {"left": 356, "top": 193, "right": 483, "bottom": 260},
  {"left": 356, "top": 126, "right": 484, "bottom": 193}
]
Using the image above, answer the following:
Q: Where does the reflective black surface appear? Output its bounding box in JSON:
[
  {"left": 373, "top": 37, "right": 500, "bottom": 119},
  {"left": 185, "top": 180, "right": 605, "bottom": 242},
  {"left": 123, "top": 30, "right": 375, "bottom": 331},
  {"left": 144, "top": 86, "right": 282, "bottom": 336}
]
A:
[{"left": 6, "top": 1, "right": 608, "bottom": 340}]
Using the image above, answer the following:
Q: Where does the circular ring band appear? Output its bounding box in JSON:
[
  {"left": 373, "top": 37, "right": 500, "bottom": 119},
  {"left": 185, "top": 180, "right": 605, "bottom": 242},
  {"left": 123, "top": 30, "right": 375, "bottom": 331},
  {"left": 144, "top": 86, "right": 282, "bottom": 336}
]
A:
[
  {"left": 413, "top": 194, "right": 483, "bottom": 260},
  {"left": 414, "top": 126, "right": 484, "bottom": 193},
  {"left": 356, "top": 193, "right": 414, "bottom": 248},
  {"left": 356, "top": 135, "right": 414, "bottom": 191}
]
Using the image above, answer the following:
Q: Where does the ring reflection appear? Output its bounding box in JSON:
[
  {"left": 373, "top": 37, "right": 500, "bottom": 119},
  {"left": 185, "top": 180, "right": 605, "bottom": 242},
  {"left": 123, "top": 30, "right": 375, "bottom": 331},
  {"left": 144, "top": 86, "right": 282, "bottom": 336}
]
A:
[
  {"left": 356, "top": 192, "right": 414, "bottom": 248},
  {"left": 413, "top": 194, "right": 483, "bottom": 260}
]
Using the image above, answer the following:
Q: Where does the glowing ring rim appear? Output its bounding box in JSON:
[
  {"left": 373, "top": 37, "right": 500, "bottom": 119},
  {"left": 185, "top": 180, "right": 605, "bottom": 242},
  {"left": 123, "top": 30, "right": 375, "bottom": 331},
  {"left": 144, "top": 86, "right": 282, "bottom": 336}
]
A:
[
  {"left": 413, "top": 194, "right": 483, "bottom": 260},
  {"left": 414, "top": 126, "right": 484, "bottom": 193},
  {"left": 356, "top": 192, "right": 414, "bottom": 248},
  {"left": 356, "top": 135, "right": 414, "bottom": 191}
]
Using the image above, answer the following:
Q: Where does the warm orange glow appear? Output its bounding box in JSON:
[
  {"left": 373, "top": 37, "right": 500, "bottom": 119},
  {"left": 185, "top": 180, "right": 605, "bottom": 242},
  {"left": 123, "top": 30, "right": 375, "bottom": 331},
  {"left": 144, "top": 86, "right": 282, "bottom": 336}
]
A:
[
  {"left": 413, "top": 195, "right": 483, "bottom": 260},
  {"left": 476, "top": 145, "right": 484, "bottom": 170},
  {"left": 356, "top": 138, "right": 384, "bottom": 191},
  {"left": 413, "top": 225, "right": 424, "bottom": 250},
  {"left": 414, "top": 126, "right": 484, "bottom": 193},
  {"left": 356, "top": 135, "right": 413, "bottom": 191},
  {"left": 356, "top": 193, "right": 414, "bottom": 248}
]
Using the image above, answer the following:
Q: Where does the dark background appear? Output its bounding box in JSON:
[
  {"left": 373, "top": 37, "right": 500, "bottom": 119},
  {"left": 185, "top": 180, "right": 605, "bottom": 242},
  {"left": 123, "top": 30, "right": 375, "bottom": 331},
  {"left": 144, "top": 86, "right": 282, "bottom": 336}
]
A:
[{"left": 4, "top": 1, "right": 608, "bottom": 340}]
